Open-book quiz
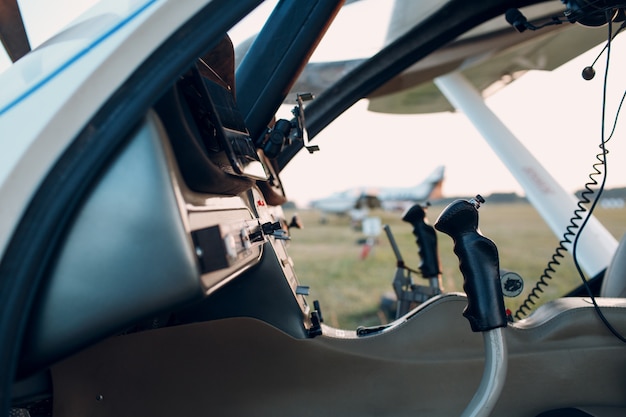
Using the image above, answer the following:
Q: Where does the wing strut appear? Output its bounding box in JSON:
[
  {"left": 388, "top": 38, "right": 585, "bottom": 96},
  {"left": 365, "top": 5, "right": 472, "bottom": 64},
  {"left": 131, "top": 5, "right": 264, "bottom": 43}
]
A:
[{"left": 433, "top": 71, "right": 617, "bottom": 277}]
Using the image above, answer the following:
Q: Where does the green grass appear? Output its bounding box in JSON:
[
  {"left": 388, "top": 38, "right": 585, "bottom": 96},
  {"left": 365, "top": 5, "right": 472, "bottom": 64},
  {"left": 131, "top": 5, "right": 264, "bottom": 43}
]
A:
[{"left": 284, "top": 202, "right": 626, "bottom": 330}]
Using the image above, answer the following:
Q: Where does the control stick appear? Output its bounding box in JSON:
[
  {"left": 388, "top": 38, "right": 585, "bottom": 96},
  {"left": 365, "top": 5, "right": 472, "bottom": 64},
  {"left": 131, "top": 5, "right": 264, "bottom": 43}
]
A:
[
  {"left": 384, "top": 223, "right": 440, "bottom": 319},
  {"left": 434, "top": 195, "right": 507, "bottom": 417},
  {"left": 402, "top": 203, "right": 442, "bottom": 291}
]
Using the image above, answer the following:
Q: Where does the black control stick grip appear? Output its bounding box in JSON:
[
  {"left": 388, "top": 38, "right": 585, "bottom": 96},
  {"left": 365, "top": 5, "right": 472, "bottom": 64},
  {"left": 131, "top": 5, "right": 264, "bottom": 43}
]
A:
[
  {"left": 402, "top": 204, "right": 440, "bottom": 278},
  {"left": 434, "top": 197, "right": 507, "bottom": 332}
]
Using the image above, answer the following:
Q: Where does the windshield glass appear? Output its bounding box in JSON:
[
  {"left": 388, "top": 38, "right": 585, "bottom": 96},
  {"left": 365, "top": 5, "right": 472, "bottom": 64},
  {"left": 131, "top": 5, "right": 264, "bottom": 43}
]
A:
[
  {"left": 0, "top": 0, "right": 100, "bottom": 74},
  {"left": 230, "top": 1, "right": 456, "bottom": 66},
  {"left": 230, "top": 0, "right": 626, "bottom": 328}
]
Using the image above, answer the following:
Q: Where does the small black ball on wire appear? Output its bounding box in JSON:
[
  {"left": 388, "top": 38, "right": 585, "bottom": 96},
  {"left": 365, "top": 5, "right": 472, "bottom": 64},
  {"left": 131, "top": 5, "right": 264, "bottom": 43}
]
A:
[{"left": 582, "top": 66, "right": 596, "bottom": 80}]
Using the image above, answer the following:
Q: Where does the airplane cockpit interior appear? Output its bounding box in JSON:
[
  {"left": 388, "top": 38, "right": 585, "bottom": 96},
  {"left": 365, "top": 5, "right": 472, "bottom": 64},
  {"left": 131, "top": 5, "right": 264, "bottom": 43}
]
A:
[{"left": 1, "top": 1, "right": 626, "bottom": 417}]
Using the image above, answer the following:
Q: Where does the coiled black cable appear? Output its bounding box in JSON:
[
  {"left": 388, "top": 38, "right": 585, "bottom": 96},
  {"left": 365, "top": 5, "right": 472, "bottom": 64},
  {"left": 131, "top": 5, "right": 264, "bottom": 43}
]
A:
[
  {"left": 513, "top": 157, "right": 601, "bottom": 320},
  {"left": 513, "top": 16, "right": 626, "bottom": 323},
  {"left": 570, "top": 17, "right": 626, "bottom": 343}
]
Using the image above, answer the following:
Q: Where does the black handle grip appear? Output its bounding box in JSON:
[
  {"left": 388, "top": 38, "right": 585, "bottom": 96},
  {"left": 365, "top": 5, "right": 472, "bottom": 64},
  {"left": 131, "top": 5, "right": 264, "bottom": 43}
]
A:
[
  {"left": 434, "top": 199, "right": 507, "bottom": 332},
  {"left": 402, "top": 204, "right": 440, "bottom": 278}
]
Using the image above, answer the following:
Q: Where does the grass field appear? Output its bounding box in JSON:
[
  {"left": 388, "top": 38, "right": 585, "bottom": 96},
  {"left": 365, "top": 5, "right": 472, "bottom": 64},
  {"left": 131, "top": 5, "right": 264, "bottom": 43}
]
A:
[{"left": 284, "top": 202, "right": 626, "bottom": 330}]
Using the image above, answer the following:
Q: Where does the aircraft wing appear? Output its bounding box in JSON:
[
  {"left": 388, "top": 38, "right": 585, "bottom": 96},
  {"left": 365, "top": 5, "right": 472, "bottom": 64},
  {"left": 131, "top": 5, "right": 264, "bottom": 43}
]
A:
[
  {"left": 367, "top": 16, "right": 611, "bottom": 114},
  {"left": 275, "top": 1, "right": 612, "bottom": 111}
]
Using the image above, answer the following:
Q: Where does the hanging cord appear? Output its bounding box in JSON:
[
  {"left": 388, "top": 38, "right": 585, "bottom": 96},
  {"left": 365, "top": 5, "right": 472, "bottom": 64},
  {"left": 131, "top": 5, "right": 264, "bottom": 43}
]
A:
[
  {"left": 513, "top": 16, "right": 626, "bottom": 323},
  {"left": 571, "top": 17, "right": 626, "bottom": 343},
  {"left": 512, "top": 152, "right": 608, "bottom": 319}
]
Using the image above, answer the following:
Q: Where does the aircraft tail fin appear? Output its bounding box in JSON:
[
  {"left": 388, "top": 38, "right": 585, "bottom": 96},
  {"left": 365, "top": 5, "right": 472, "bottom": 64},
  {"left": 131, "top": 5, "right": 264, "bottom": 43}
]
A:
[
  {"left": 428, "top": 176, "right": 444, "bottom": 201},
  {"left": 424, "top": 165, "right": 445, "bottom": 201}
]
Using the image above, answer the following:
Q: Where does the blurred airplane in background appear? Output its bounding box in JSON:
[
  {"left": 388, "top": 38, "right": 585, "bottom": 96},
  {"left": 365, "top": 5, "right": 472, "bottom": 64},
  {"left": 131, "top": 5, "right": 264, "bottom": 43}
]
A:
[{"left": 310, "top": 165, "right": 444, "bottom": 223}]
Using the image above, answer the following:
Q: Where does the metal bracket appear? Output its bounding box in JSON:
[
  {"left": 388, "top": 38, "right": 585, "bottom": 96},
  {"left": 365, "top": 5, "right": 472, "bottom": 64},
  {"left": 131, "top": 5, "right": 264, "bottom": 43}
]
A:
[{"left": 292, "top": 93, "right": 319, "bottom": 154}]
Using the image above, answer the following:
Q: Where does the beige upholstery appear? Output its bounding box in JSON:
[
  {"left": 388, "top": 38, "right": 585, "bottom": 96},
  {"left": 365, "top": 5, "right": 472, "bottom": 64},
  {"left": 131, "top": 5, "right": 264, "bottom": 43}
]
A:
[{"left": 51, "top": 294, "right": 626, "bottom": 417}]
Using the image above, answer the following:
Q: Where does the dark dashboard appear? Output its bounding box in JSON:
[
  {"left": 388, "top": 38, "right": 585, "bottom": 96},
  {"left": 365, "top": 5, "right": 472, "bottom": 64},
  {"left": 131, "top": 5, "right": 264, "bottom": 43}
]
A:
[{"left": 16, "top": 52, "right": 314, "bottom": 381}]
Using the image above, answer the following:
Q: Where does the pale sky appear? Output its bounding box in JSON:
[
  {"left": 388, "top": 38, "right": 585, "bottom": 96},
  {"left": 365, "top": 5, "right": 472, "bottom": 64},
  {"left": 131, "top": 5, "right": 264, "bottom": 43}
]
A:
[
  {"left": 2, "top": 0, "right": 626, "bottom": 208},
  {"left": 279, "top": 43, "right": 626, "bottom": 207}
]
